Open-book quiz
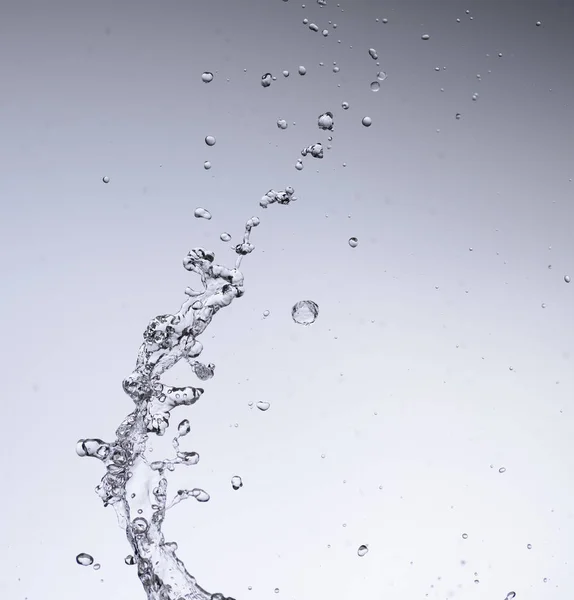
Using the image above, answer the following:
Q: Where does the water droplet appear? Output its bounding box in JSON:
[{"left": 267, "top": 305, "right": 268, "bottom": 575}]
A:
[
  {"left": 455, "top": 113, "right": 462, "bottom": 120},
  {"left": 505, "top": 593, "right": 516, "bottom": 600},
  {"left": 282, "top": 70, "right": 289, "bottom": 77},
  {"left": 536, "top": 21, "right": 541, "bottom": 26},
  {"left": 274, "top": 588, "right": 280, "bottom": 594},
  {"left": 295, "top": 160, "right": 304, "bottom": 170},
  {"left": 361, "top": 116, "right": 372, "bottom": 127},
  {"left": 318, "top": 111, "right": 334, "bottom": 130},
  {"left": 205, "top": 135, "right": 216, "bottom": 146},
  {"left": 499, "top": 466, "right": 506, "bottom": 473},
  {"left": 309, "top": 23, "right": 319, "bottom": 32},
  {"left": 421, "top": 34, "right": 430, "bottom": 40},
  {"left": 178, "top": 419, "right": 191, "bottom": 436},
  {"left": 220, "top": 232, "right": 231, "bottom": 242},
  {"left": 341, "top": 101, "right": 349, "bottom": 110},
  {"left": 93, "top": 563, "right": 101, "bottom": 571},
  {"left": 377, "top": 71, "right": 387, "bottom": 81},
  {"left": 204, "top": 161, "right": 212, "bottom": 170},
  {"left": 357, "top": 544, "right": 369, "bottom": 557},
  {"left": 527, "top": 543, "right": 532, "bottom": 549},
  {"left": 76, "top": 553, "right": 94, "bottom": 566},
  {"left": 368, "top": 48, "right": 378, "bottom": 60},
  {"left": 291, "top": 300, "right": 319, "bottom": 326},
  {"left": 201, "top": 72, "right": 214, "bottom": 83},
  {"left": 332, "top": 65, "right": 340, "bottom": 73},
  {"left": 191, "top": 488, "right": 210, "bottom": 502},
  {"left": 472, "top": 92, "right": 479, "bottom": 101},
  {"left": 261, "top": 73, "right": 273, "bottom": 88},
  {"left": 298, "top": 66, "right": 307, "bottom": 75},
  {"left": 194, "top": 207, "right": 212, "bottom": 220},
  {"left": 541, "top": 302, "right": 546, "bottom": 309},
  {"left": 102, "top": 176, "right": 110, "bottom": 184},
  {"left": 277, "top": 119, "right": 288, "bottom": 129},
  {"left": 462, "top": 533, "right": 468, "bottom": 539},
  {"left": 565, "top": 275, "right": 571, "bottom": 283},
  {"left": 322, "top": 29, "right": 329, "bottom": 36},
  {"left": 370, "top": 81, "right": 380, "bottom": 92},
  {"left": 256, "top": 401, "right": 271, "bottom": 411},
  {"left": 124, "top": 555, "right": 135, "bottom": 565},
  {"left": 231, "top": 475, "right": 243, "bottom": 490},
  {"left": 348, "top": 237, "right": 358, "bottom": 248},
  {"left": 263, "top": 310, "right": 270, "bottom": 318}
]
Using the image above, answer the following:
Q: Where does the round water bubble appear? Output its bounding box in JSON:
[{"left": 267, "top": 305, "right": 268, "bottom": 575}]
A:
[
  {"left": 256, "top": 401, "right": 271, "bottom": 411},
  {"left": 201, "top": 71, "right": 214, "bottom": 83},
  {"left": 536, "top": 21, "right": 541, "bottom": 26},
  {"left": 370, "top": 81, "right": 380, "bottom": 92},
  {"left": 194, "top": 207, "right": 212, "bottom": 220},
  {"left": 291, "top": 300, "right": 319, "bottom": 326},
  {"left": 102, "top": 176, "right": 110, "bottom": 184},
  {"left": 472, "top": 92, "right": 479, "bottom": 101},
  {"left": 76, "top": 553, "right": 94, "bottom": 566},
  {"left": 332, "top": 65, "right": 340, "bottom": 73},
  {"left": 203, "top": 161, "right": 212, "bottom": 170},
  {"left": 298, "top": 65, "right": 307, "bottom": 75},
  {"left": 231, "top": 475, "right": 243, "bottom": 490},
  {"left": 499, "top": 466, "right": 506, "bottom": 473},
  {"left": 93, "top": 563, "right": 101, "bottom": 570},
  {"left": 357, "top": 544, "right": 369, "bottom": 557},
  {"left": 263, "top": 310, "right": 270, "bottom": 318},
  {"left": 455, "top": 113, "right": 461, "bottom": 120},
  {"left": 341, "top": 101, "right": 349, "bottom": 110},
  {"left": 565, "top": 275, "right": 571, "bottom": 283},
  {"left": 362, "top": 116, "right": 372, "bottom": 127},
  {"left": 295, "top": 160, "right": 304, "bottom": 171},
  {"left": 421, "top": 34, "right": 430, "bottom": 40},
  {"left": 205, "top": 135, "right": 216, "bottom": 146},
  {"left": 348, "top": 237, "right": 358, "bottom": 248},
  {"left": 124, "top": 555, "right": 135, "bottom": 565},
  {"left": 506, "top": 593, "right": 516, "bottom": 600},
  {"left": 261, "top": 73, "right": 272, "bottom": 87},
  {"left": 277, "top": 119, "right": 288, "bottom": 129},
  {"left": 282, "top": 70, "right": 289, "bottom": 77},
  {"left": 377, "top": 71, "right": 387, "bottom": 81},
  {"left": 462, "top": 533, "right": 468, "bottom": 539},
  {"left": 220, "top": 232, "right": 231, "bottom": 242},
  {"left": 368, "top": 48, "right": 378, "bottom": 60},
  {"left": 318, "top": 111, "right": 334, "bottom": 130}
]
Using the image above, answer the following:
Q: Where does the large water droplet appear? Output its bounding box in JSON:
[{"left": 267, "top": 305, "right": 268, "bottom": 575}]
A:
[
  {"left": 357, "top": 544, "right": 369, "bottom": 557},
  {"left": 194, "top": 207, "right": 212, "bottom": 220},
  {"left": 102, "top": 176, "right": 110, "bottom": 184},
  {"left": 205, "top": 135, "right": 216, "bottom": 146},
  {"left": 295, "top": 160, "right": 304, "bottom": 171},
  {"left": 362, "top": 116, "right": 372, "bottom": 127},
  {"left": 368, "top": 48, "right": 378, "bottom": 60},
  {"left": 204, "top": 161, "right": 212, "bottom": 170},
  {"left": 291, "top": 300, "right": 319, "bottom": 326},
  {"left": 277, "top": 119, "right": 288, "bottom": 129},
  {"left": 318, "top": 111, "right": 334, "bottom": 130},
  {"left": 370, "top": 81, "right": 380, "bottom": 92},
  {"left": 261, "top": 73, "right": 272, "bottom": 87},
  {"left": 298, "top": 65, "right": 307, "bottom": 75},
  {"left": 201, "top": 72, "right": 214, "bottom": 83},
  {"left": 231, "top": 475, "right": 243, "bottom": 490},
  {"left": 76, "top": 553, "right": 94, "bottom": 566},
  {"left": 348, "top": 237, "right": 358, "bottom": 248},
  {"left": 565, "top": 275, "right": 571, "bottom": 283}
]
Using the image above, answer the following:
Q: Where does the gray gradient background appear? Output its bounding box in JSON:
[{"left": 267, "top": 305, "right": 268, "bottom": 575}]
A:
[{"left": 1, "top": 0, "right": 573, "bottom": 599}]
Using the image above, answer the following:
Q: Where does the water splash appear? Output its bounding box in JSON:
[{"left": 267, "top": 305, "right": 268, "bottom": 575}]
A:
[{"left": 77, "top": 201, "right": 292, "bottom": 600}]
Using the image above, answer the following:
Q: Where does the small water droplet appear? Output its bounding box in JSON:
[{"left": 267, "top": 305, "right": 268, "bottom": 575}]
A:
[
  {"left": 124, "top": 555, "right": 135, "bottom": 565},
  {"left": 377, "top": 71, "right": 387, "bottom": 81},
  {"left": 370, "top": 81, "right": 380, "bottom": 92},
  {"left": 322, "top": 29, "right": 329, "bottom": 36},
  {"left": 220, "top": 232, "right": 231, "bottom": 242},
  {"left": 231, "top": 475, "right": 243, "bottom": 490},
  {"left": 357, "top": 544, "right": 369, "bottom": 557},
  {"left": 102, "top": 176, "right": 110, "bottom": 184},
  {"left": 282, "top": 70, "right": 289, "bottom": 77},
  {"left": 455, "top": 113, "right": 461, "bottom": 119},
  {"left": 348, "top": 237, "right": 358, "bottom": 248},
  {"left": 178, "top": 419, "right": 191, "bottom": 436},
  {"left": 565, "top": 275, "right": 571, "bottom": 283},
  {"left": 505, "top": 593, "right": 516, "bottom": 600},
  {"left": 194, "top": 207, "right": 212, "bottom": 220},
  {"left": 462, "top": 533, "right": 468, "bottom": 539},
  {"left": 332, "top": 65, "right": 340, "bottom": 73},
  {"left": 541, "top": 302, "right": 546, "bottom": 308},
  {"left": 274, "top": 588, "right": 280, "bottom": 594},
  {"left": 527, "top": 543, "right": 532, "bottom": 549},
  {"left": 368, "top": 48, "right": 378, "bottom": 60},
  {"left": 295, "top": 160, "right": 304, "bottom": 170},
  {"left": 76, "top": 553, "right": 94, "bottom": 567},
  {"left": 536, "top": 21, "right": 541, "bottom": 26},
  {"left": 201, "top": 72, "right": 214, "bottom": 83},
  {"left": 499, "top": 466, "right": 506, "bottom": 473},
  {"left": 421, "top": 34, "right": 430, "bottom": 40},
  {"left": 256, "top": 401, "right": 271, "bottom": 411},
  {"left": 205, "top": 135, "right": 216, "bottom": 146},
  {"left": 362, "top": 116, "right": 372, "bottom": 127},
  {"left": 472, "top": 92, "right": 479, "bottom": 101},
  {"left": 204, "top": 161, "right": 212, "bottom": 170},
  {"left": 341, "top": 101, "right": 350, "bottom": 110},
  {"left": 318, "top": 111, "right": 334, "bottom": 130},
  {"left": 298, "top": 65, "right": 307, "bottom": 75},
  {"left": 291, "top": 300, "right": 319, "bottom": 325},
  {"left": 93, "top": 563, "right": 101, "bottom": 571},
  {"left": 277, "top": 119, "right": 288, "bottom": 129},
  {"left": 263, "top": 310, "right": 270, "bottom": 318},
  {"left": 309, "top": 23, "right": 319, "bottom": 32},
  {"left": 261, "top": 73, "right": 273, "bottom": 87}
]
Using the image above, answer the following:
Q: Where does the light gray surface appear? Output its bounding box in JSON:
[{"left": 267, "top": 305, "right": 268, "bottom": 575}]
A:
[{"left": 1, "top": 0, "right": 573, "bottom": 598}]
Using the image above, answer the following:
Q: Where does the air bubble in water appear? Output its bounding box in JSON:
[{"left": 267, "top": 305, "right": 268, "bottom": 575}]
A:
[
  {"left": 565, "top": 275, "right": 571, "bottom": 283},
  {"left": 348, "top": 237, "right": 358, "bottom": 248},
  {"left": 499, "top": 466, "right": 506, "bottom": 473},
  {"left": 291, "top": 300, "right": 319, "bottom": 325},
  {"left": 263, "top": 310, "right": 270, "bottom": 318},
  {"left": 357, "top": 544, "right": 369, "bottom": 557},
  {"left": 377, "top": 71, "right": 387, "bottom": 81},
  {"left": 462, "top": 533, "right": 468, "bottom": 539},
  {"left": 204, "top": 161, "right": 212, "bottom": 170},
  {"left": 472, "top": 92, "right": 479, "bottom": 101},
  {"left": 261, "top": 73, "right": 272, "bottom": 87},
  {"left": 194, "top": 207, "right": 212, "bottom": 220},
  {"left": 102, "top": 176, "right": 110, "bottom": 184},
  {"left": 205, "top": 135, "right": 216, "bottom": 146},
  {"left": 282, "top": 70, "right": 289, "bottom": 77},
  {"left": 318, "top": 111, "right": 334, "bottom": 130},
  {"left": 298, "top": 66, "right": 307, "bottom": 75},
  {"left": 309, "top": 23, "right": 319, "bottom": 32},
  {"left": 421, "top": 34, "right": 430, "bottom": 40},
  {"left": 370, "top": 81, "right": 380, "bottom": 92},
  {"left": 277, "top": 119, "right": 288, "bottom": 129},
  {"left": 527, "top": 543, "right": 532, "bottom": 549},
  {"left": 322, "top": 29, "right": 329, "bottom": 36},
  {"left": 456, "top": 113, "right": 461, "bottom": 120},
  {"left": 93, "top": 563, "right": 101, "bottom": 570},
  {"left": 256, "top": 401, "right": 271, "bottom": 411},
  {"left": 124, "top": 555, "right": 135, "bottom": 565},
  {"left": 368, "top": 48, "right": 378, "bottom": 60},
  {"left": 332, "top": 65, "right": 339, "bottom": 73},
  {"left": 536, "top": 21, "right": 541, "bottom": 26},
  {"left": 220, "top": 232, "right": 231, "bottom": 242},
  {"left": 231, "top": 476, "right": 243, "bottom": 490},
  {"left": 178, "top": 419, "right": 191, "bottom": 436},
  {"left": 76, "top": 553, "right": 94, "bottom": 566},
  {"left": 341, "top": 101, "right": 349, "bottom": 110},
  {"left": 295, "top": 160, "right": 304, "bottom": 170},
  {"left": 201, "top": 72, "right": 214, "bottom": 83},
  {"left": 362, "top": 116, "right": 372, "bottom": 127},
  {"left": 505, "top": 593, "right": 516, "bottom": 600}
]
